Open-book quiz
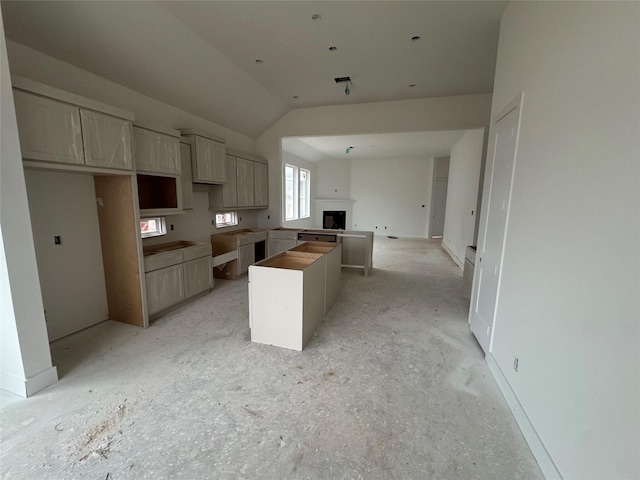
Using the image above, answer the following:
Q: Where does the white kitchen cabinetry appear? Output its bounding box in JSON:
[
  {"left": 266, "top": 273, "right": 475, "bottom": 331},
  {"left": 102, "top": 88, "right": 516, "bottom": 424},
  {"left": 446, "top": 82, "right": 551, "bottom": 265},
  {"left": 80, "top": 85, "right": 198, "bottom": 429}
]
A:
[
  {"left": 183, "top": 256, "right": 213, "bottom": 298},
  {"left": 145, "top": 264, "right": 184, "bottom": 316},
  {"left": 209, "top": 152, "right": 268, "bottom": 211},
  {"left": 81, "top": 110, "right": 133, "bottom": 170},
  {"left": 181, "top": 132, "right": 226, "bottom": 184},
  {"left": 13, "top": 80, "right": 134, "bottom": 172},
  {"left": 13, "top": 90, "right": 85, "bottom": 165},
  {"left": 180, "top": 140, "right": 194, "bottom": 210},
  {"left": 254, "top": 162, "right": 269, "bottom": 207},
  {"left": 236, "top": 157, "right": 255, "bottom": 207},
  {"left": 291, "top": 242, "right": 342, "bottom": 315},
  {"left": 249, "top": 252, "right": 326, "bottom": 351},
  {"left": 222, "top": 155, "right": 238, "bottom": 208},
  {"left": 238, "top": 243, "right": 255, "bottom": 276},
  {"left": 143, "top": 241, "right": 213, "bottom": 318},
  {"left": 133, "top": 124, "right": 180, "bottom": 175},
  {"left": 267, "top": 228, "right": 300, "bottom": 256}
]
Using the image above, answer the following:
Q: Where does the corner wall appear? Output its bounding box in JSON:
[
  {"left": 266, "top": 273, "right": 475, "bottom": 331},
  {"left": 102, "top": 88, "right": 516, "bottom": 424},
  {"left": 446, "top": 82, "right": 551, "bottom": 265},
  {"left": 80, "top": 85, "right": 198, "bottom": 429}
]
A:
[
  {"left": 0, "top": 14, "right": 57, "bottom": 397},
  {"left": 442, "top": 129, "right": 484, "bottom": 267},
  {"left": 487, "top": 3, "right": 639, "bottom": 478}
]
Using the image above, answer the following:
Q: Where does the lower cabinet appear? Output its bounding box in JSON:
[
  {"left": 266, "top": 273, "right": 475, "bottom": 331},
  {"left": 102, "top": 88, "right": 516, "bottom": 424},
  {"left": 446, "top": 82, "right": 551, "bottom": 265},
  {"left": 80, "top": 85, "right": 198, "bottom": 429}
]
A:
[
  {"left": 267, "top": 238, "right": 298, "bottom": 257},
  {"left": 143, "top": 242, "right": 213, "bottom": 317},
  {"left": 183, "top": 256, "right": 213, "bottom": 298},
  {"left": 146, "top": 264, "right": 185, "bottom": 316},
  {"left": 238, "top": 243, "right": 255, "bottom": 275}
]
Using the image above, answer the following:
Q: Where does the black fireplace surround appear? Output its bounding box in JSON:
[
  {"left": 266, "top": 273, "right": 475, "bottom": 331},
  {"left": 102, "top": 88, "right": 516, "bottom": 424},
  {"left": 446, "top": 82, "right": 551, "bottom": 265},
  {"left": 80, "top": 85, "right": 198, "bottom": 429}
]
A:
[{"left": 323, "top": 210, "right": 346, "bottom": 230}]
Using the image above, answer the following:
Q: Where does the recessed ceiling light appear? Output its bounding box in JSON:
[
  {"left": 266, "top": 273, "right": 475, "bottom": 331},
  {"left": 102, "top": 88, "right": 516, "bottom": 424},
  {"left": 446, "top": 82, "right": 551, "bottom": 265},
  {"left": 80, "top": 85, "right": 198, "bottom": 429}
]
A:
[
  {"left": 254, "top": 59, "right": 263, "bottom": 64},
  {"left": 409, "top": 84, "right": 417, "bottom": 88},
  {"left": 293, "top": 95, "right": 299, "bottom": 99},
  {"left": 411, "top": 35, "right": 421, "bottom": 42},
  {"left": 311, "top": 13, "right": 321, "bottom": 20},
  {"left": 329, "top": 46, "right": 337, "bottom": 51}
]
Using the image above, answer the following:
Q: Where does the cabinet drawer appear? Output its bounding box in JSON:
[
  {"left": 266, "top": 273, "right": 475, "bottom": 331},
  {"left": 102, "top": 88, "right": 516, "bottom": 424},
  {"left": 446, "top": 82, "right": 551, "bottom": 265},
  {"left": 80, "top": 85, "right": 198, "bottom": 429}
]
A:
[
  {"left": 144, "top": 250, "right": 183, "bottom": 272},
  {"left": 182, "top": 243, "right": 212, "bottom": 262}
]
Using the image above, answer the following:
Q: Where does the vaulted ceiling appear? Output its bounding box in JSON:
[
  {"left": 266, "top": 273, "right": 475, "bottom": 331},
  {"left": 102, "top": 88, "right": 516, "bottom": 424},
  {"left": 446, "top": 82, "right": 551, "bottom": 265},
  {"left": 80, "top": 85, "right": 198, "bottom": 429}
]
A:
[{"left": 1, "top": 1, "right": 506, "bottom": 140}]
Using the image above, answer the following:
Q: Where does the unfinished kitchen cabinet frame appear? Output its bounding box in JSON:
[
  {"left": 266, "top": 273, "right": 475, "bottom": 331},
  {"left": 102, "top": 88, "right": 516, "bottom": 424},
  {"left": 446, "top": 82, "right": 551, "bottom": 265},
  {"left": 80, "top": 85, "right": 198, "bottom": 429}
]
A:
[
  {"left": 249, "top": 251, "right": 326, "bottom": 351},
  {"left": 181, "top": 130, "right": 226, "bottom": 184},
  {"left": 211, "top": 229, "right": 267, "bottom": 280},
  {"left": 12, "top": 76, "right": 135, "bottom": 175},
  {"left": 94, "top": 175, "right": 149, "bottom": 328},
  {"left": 209, "top": 150, "right": 269, "bottom": 211}
]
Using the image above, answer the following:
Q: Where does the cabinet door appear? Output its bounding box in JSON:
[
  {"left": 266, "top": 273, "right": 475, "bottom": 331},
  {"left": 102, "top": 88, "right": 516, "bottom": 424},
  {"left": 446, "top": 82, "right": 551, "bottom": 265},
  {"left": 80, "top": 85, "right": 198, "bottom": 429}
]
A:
[
  {"left": 145, "top": 264, "right": 184, "bottom": 315},
  {"left": 193, "top": 136, "right": 226, "bottom": 184},
  {"left": 180, "top": 142, "right": 194, "bottom": 210},
  {"left": 236, "top": 157, "right": 255, "bottom": 207},
  {"left": 81, "top": 110, "right": 133, "bottom": 170},
  {"left": 135, "top": 127, "right": 180, "bottom": 174},
  {"left": 254, "top": 162, "right": 269, "bottom": 207},
  {"left": 238, "top": 244, "right": 255, "bottom": 276},
  {"left": 183, "top": 256, "right": 213, "bottom": 298},
  {"left": 222, "top": 155, "right": 237, "bottom": 207},
  {"left": 13, "top": 90, "right": 84, "bottom": 165}
]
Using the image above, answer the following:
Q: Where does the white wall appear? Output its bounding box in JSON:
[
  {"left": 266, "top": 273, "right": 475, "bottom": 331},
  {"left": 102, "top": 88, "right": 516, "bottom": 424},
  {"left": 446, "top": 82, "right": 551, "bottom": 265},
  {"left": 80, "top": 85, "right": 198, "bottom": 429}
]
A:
[
  {"left": 351, "top": 157, "right": 432, "bottom": 238},
  {"left": 281, "top": 151, "right": 317, "bottom": 229},
  {"left": 0, "top": 15, "right": 57, "bottom": 397},
  {"left": 24, "top": 171, "right": 109, "bottom": 341},
  {"left": 442, "top": 129, "right": 484, "bottom": 267},
  {"left": 487, "top": 3, "right": 639, "bottom": 479},
  {"left": 256, "top": 94, "right": 492, "bottom": 230},
  {"left": 316, "top": 158, "right": 351, "bottom": 199}
]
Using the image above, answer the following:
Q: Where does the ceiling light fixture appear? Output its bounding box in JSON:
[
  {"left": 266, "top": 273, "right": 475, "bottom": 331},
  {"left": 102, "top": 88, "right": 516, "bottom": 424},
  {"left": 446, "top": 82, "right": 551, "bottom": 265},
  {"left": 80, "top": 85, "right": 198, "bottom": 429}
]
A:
[
  {"left": 411, "top": 35, "right": 421, "bottom": 42},
  {"left": 293, "top": 95, "right": 299, "bottom": 99},
  {"left": 329, "top": 46, "right": 337, "bottom": 51},
  {"left": 334, "top": 76, "right": 351, "bottom": 96},
  {"left": 409, "top": 84, "right": 416, "bottom": 88},
  {"left": 311, "top": 13, "right": 321, "bottom": 20},
  {"left": 254, "top": 59, "right": 263, "bottom": 64},
  {"left": 346, "top": 146, "right": 354, "bottom": 154}
]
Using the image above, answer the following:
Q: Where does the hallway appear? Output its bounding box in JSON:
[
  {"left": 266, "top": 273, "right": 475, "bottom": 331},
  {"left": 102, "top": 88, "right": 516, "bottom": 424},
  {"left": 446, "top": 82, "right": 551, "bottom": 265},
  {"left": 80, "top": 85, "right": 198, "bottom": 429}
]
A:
[{"left": 0, "top": 237, "right": 543, "bottom": 479}]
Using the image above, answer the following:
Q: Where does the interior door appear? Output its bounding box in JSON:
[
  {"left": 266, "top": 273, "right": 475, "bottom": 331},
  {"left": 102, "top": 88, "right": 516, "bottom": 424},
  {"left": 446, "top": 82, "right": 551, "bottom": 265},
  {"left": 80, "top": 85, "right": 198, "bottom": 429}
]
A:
[{"left": 469, "top": 96, "right": 522, "bottom": 353}]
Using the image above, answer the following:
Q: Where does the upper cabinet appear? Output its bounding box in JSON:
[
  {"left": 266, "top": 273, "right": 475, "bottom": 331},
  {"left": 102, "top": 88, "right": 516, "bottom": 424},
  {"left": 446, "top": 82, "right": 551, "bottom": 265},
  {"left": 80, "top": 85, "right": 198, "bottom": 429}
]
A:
[
  {"left": 133, "top": 124, "right": 180, "bottom": 175},
  {"left": 254, "top": 162, "right": 268, "bottom": 207},
  {"left": 209, "top": 151, "right": 268, "bottom": 211},
  {"left": 181, "top": 131, "right": 226, "bottom": 184},
  {"left": 82, "top": 110, "right": 133, "bottom": 170},
  {"left": 13, "top": 90, "right": 85, "bottom": 165},
  {"left": 12, "top": 78, "right": 134, "bottom": 172},
  {"left": 180, "top": 139, "right": 194, "bottom": 210}
]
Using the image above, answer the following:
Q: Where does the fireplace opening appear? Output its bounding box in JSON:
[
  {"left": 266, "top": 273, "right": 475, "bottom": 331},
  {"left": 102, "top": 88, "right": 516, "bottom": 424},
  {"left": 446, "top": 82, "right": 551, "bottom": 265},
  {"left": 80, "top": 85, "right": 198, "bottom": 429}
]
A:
[{"left": 323, "top": 210, "right": 346, "bottom": 230}]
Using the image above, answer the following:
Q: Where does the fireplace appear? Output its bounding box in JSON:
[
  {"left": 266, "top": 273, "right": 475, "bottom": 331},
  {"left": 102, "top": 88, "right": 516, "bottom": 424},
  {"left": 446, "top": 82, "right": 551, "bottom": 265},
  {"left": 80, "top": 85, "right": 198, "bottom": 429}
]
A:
[{"left": 323, "top": 210, "right": 346, "bottom": 230}]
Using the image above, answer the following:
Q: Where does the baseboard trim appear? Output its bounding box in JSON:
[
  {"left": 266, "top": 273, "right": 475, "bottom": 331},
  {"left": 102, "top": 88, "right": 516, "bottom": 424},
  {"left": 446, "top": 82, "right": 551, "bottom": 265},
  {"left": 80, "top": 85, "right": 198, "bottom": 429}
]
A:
[
  {"left": 1, "top": 366, "right": 58, "bottom": 398},
  {"left": 442, "top": 243, "right": 464, "bottom": 270},
  {"left": 486, "top": 353, "right": 563, "bottom": 480}
]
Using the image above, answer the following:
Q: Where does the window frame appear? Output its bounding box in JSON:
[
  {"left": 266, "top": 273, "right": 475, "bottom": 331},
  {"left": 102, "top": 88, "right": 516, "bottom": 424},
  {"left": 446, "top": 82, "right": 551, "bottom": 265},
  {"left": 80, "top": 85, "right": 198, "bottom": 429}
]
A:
[
  {"left": 284, "top": 163, "right": 311, "bottom": 221},
  {"left": 140, "top": 216, "right": 167, "bottom": 239},
  {"left": 215, "top": 211, "right": 239, "bottom": 228}
]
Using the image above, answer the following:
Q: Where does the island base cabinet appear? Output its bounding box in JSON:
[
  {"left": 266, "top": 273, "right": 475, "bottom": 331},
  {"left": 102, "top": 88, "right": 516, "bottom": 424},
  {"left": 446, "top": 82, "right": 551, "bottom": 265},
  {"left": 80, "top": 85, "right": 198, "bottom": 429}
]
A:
[
  {"left": 291, "top": 242, "right": 342, "bottom": 315},
  {"left": 183, "top": 256, "right": 213, "bottom": 298},
  {"left": 145, "top": 264, "right": 185, "bottom": 316},
  {"left": 249, "top": 253, "right": 325, "bottom": 351}
]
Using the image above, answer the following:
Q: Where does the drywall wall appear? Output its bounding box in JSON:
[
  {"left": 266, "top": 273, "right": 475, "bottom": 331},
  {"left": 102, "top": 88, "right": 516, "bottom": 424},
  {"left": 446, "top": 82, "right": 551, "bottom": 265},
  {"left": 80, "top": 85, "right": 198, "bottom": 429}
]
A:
[
  {"left": 486, "top": 3, "right": 639, "bottom": 479},
  {"left": 24, "top": 171, "right": 109, "bottom": 341},
  {"left": 316, "top": 158, "right": 352, "bottom": 199},
  {"left": 281, "top": 151, "right": 317, "bottom": 229},
  {"left": 350, "top": 157, "right": 433, "bottom": 238},
  {"left": 141, "top": 189, "right": 258, "bottom": 247},
  {"left": 256, "top": 94, "right": 492, "bottom": 230},
  {"left": 5, "top": 40, "right": 256, "bottom": 154},
  {"left": 0, "top": 15, "right": 57, "bottom": 397},
  {"left": 442, "top": 129, "right": 484, "bottom": 268}
]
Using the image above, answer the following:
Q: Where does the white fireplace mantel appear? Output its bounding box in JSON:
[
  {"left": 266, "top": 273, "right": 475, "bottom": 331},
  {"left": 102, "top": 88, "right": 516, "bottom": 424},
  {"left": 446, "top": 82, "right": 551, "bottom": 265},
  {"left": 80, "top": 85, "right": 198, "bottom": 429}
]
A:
[{"left": 313, "top": 199, "right": 355, "bottom": 230}]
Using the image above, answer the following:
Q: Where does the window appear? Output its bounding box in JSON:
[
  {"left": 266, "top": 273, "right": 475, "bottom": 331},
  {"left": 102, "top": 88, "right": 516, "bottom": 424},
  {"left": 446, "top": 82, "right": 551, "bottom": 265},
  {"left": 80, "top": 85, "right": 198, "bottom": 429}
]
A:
[
  {"left": 284, "top": 164, "right": 310, "bottom": 220},
  {"left": 215, "top": 211, "right": 238, "bottom": 228},
  {"left": 140, "top": 217, "right": 167, "bottom": 238}
]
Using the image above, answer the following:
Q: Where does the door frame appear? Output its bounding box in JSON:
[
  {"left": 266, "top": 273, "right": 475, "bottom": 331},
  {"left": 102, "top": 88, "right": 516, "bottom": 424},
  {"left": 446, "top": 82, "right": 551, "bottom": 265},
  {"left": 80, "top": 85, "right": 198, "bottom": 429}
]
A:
[
  {"left": 468, "top": 92, "right": 524, "bottom": 353},
  {"left": 428, "top": 156, "right": 450, "bottom": 238}
]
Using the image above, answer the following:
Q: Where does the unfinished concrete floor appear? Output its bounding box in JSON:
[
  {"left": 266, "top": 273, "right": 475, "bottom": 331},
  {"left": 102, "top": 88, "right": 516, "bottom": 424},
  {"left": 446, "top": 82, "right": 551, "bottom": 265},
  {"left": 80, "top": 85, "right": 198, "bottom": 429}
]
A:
[{"left": 1, "top": 237, "right": 543, "bottom": 479}]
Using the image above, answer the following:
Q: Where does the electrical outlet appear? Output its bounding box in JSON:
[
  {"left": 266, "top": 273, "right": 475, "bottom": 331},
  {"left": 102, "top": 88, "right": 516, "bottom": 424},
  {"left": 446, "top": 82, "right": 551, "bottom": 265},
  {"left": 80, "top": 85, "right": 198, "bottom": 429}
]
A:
[
  {"left": 384, "top": 226, "right": 387, "bottom": 230},
  {"left": 267, "top": 215, "right": 270, "bottom": 220},
  {"left": 54, "top": 236, "right": 61, "bottom": 245},
  {"left": 212, "top": 220, "right": 215, "bottom": 225},
  {"left": 170, "top": 224, "right": 174, "bottom": 231},
  {"left": 375, "top": 226, "right": 378, "bottom": 229},
  {"left": 513, "top": 357, "right": 519, "bottom": 372}
]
